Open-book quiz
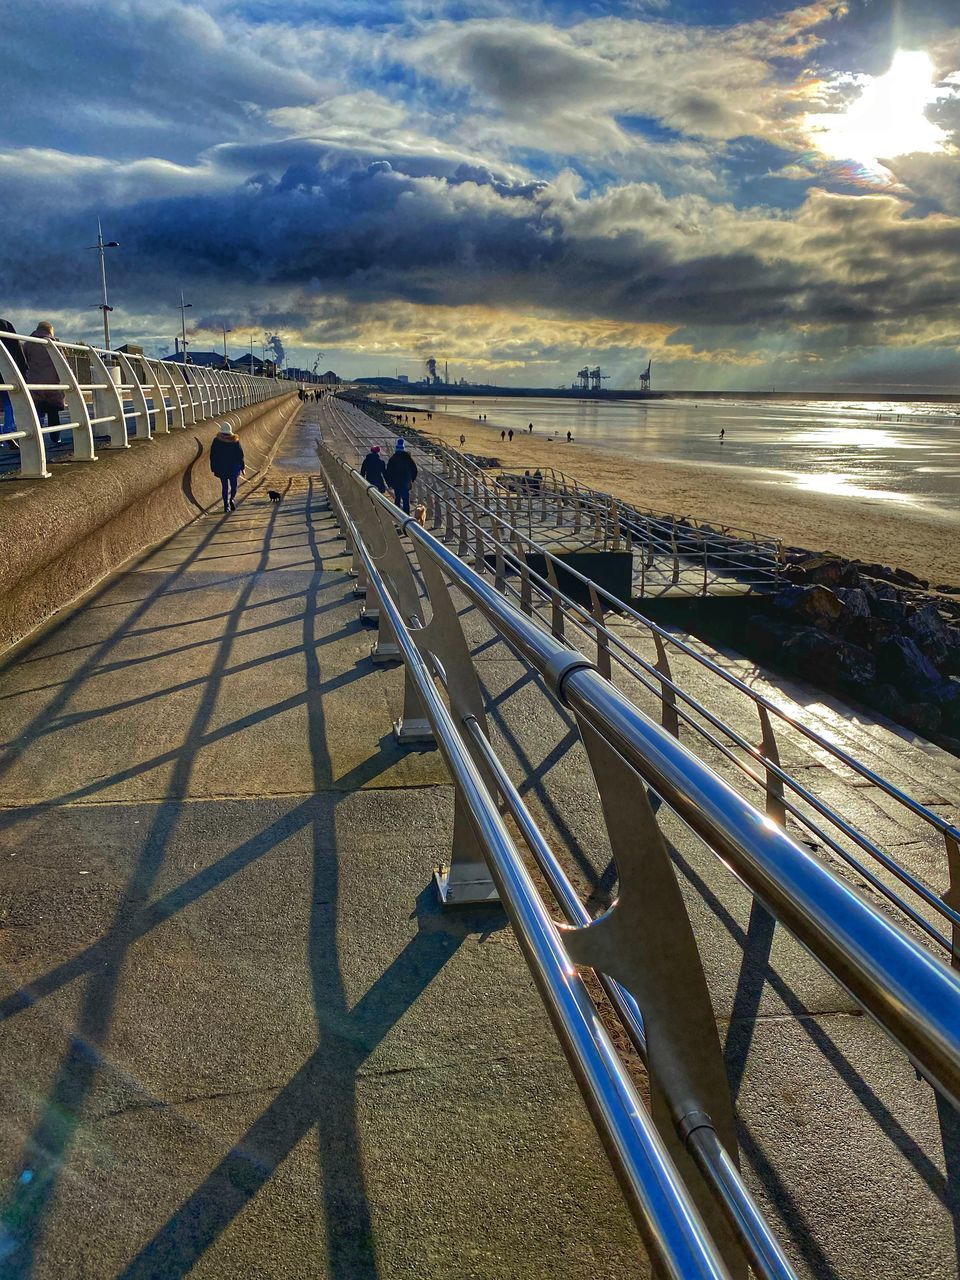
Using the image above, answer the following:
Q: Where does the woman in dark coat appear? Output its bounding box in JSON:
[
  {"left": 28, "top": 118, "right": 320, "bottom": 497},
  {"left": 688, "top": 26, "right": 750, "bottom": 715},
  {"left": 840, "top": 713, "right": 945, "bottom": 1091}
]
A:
[{"left": 209, "top": 425, "right": 245, "bottom": 512}]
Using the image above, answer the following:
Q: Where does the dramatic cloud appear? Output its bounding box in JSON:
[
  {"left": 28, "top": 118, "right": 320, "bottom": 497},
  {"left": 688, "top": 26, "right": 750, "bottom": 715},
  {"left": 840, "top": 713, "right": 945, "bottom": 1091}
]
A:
[{"left": 2, "top": 0, "right": 960, "bottom": 388}]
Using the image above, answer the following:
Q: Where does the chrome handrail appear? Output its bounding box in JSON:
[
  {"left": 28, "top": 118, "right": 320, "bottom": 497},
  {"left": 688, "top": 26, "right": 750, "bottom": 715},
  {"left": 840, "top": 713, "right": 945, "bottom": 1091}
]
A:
[
  {"left": 328, "top": 400, "right": 960, "bottom": 957},
  {"left": 346, "top": 514, "right": 734, "bottom": 1280},
  {"left": 318, "top": 435, "right": 960, "bottom": 1278}
]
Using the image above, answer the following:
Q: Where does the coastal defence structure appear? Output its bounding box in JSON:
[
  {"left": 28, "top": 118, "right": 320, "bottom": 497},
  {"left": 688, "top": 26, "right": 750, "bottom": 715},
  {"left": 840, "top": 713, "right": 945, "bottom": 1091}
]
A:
[
  {"left": 0, "top": 330, "right": 298, "bottom": 649},
  {"left": 1, "top": 386, "right": 960, "bottom": 1276}
]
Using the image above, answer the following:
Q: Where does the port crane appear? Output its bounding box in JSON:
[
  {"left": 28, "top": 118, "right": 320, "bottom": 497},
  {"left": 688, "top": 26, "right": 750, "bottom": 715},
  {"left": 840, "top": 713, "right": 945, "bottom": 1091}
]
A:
[
  {"left": 576, "top": 366, "right": 590, "bottom": 393},
  {"left": 589, "top": 366, "right": 609, "bottom": 393}
]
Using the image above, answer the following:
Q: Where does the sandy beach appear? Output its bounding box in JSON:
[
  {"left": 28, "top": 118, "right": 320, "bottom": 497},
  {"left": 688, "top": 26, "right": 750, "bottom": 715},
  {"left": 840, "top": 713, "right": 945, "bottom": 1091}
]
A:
[{"left": 378, "top": 400, "right": 959, "bottom": 588}]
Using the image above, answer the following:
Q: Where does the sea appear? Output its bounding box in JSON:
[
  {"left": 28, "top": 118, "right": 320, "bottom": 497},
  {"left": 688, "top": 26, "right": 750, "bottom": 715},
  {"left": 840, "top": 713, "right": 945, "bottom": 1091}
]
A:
[{"left": 389, "top": 395, "right": 960, "bottom": 521}]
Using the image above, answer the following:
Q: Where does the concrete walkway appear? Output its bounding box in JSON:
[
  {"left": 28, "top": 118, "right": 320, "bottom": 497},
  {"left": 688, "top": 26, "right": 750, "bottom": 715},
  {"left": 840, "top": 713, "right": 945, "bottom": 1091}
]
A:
[
  {"left": 0, "top": 406, "right": 642, "bottom": 1278},
  {"left": 324, "top": 397, "right": 960, "bottom": 1279}
]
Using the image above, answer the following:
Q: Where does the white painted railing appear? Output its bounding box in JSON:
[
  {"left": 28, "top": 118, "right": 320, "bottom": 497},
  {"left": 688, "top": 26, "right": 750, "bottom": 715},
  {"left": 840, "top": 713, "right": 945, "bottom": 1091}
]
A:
[{"left": 0, "top": 330, "right": 287, "bottom": 479}]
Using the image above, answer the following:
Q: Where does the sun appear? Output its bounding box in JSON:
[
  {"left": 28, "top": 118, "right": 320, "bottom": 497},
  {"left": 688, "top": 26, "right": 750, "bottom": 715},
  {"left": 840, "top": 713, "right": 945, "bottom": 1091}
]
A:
[{"left": 807, "top": 51, "right": 948, "bottom": 168}]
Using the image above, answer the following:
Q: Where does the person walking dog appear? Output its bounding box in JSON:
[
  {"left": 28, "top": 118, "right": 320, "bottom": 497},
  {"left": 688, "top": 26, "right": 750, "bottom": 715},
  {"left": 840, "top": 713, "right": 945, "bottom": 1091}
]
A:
[
  {"left": 385, "top": 438, "right": 418, "bottom": 514},
  {"left": 210, "top": 423, "right": 245, "bottom": 512}
]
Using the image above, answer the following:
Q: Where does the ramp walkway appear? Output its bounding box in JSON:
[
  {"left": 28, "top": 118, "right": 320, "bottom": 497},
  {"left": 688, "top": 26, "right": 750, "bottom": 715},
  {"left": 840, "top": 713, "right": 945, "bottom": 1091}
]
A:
[
  {"left": 1, "top": 399, "right": 959, "bottom": 1278},
  {"left": 0, "top": 405, "right": 639, "bottom": 1278}
]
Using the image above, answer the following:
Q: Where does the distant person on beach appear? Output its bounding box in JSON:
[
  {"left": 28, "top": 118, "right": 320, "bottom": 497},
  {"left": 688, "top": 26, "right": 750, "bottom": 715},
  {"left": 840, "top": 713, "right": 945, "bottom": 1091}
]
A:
[
  {"left": 528, "top": 423, "right": 533, "bottom": 432},
  {"left": 719, "top": 428, "right": 725, "bottom": 441},
  {"left": 459, "top": 434, "right": 466, "bottom": 446},
  {"left": 0, "top": 319, "right": 26, "bottom": 445},
  {"left": 210, "top": 423, "right": 245, "bottom": 513},
  {"left": 501, "top": 429, "right": 506, "bottom": 441},
  {"left": 386, "top": 438, "right": 417, "bottom": 514},
  {"left": 26, "top": 321, "right": 65, "bottom": 445},
  {"left": 360, "top": 444, "right": 387, "bottom": 492},
  {"left": 566, "top": 431, "right": 572, "bottom": 442},
  {"left": 508, "top": 428, "right": 513, "bottom": 442}
]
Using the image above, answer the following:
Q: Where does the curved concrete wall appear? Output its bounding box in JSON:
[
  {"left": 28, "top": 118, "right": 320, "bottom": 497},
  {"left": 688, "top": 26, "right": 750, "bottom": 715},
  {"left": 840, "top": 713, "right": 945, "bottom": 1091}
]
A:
[{"left": 0, "top": 393, "right": 300, "bottom": 652}]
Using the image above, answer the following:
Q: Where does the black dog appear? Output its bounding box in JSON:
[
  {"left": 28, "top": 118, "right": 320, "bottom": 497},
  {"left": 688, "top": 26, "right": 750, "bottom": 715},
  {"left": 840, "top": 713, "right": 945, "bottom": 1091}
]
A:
[{"left": 268, "top": 490, "right": 282, "bottom": 503}]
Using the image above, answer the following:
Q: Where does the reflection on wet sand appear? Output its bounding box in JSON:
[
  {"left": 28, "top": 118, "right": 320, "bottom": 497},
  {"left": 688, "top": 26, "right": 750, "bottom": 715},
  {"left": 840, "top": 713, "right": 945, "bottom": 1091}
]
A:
[{"left": 393, "top": 394, "right": 960, "bottom": 517}]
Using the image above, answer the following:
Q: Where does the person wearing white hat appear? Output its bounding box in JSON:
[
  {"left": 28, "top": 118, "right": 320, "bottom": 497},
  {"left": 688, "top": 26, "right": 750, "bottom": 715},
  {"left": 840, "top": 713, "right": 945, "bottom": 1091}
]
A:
[{"left": 209, "top": 423, "right": 245, "bottom": 512}]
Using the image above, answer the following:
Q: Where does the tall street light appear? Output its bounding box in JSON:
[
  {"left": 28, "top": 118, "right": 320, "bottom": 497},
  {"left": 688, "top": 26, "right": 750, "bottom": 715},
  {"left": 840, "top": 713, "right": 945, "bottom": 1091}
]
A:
[
  {"left": 179, "top": 291, "right": 193, "bottom": 364},
  {"left": 221, "top": 324, "right": 232, "bottom": 368},
  {"left": 87, "top": 219, "right": 120, "bottom": 350}
]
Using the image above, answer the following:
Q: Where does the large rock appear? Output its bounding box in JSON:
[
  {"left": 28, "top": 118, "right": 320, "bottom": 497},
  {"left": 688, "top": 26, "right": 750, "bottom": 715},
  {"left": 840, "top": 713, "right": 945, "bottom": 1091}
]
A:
[
  {"left": 842, "top": 615, "right": 897, "bottom": 651},
  {"left": 792, "top": 554, "right": 844, "bottom": 586},
  {"left": 783, "top": 629, "right": 876, "bottom": 687},
  {"left": 875, "top": 634, "right": 942, "bottom": 690},
  {"left": 869, "top": 683, "right": 943, "bottom": 735},
  {"left": 893, "top": 566, "right": 929, "bottom": 589},
  {"left": 873, "top": 595, "right": 908, "bottom": 625},
  {"left": 747, "top": 612, "right": 796, "bottom": 659},
  {"left": 794, "top": 584, "right": 844, "bottom": 626},
  {"left": 905, "top": 603, "right": 952, "bottom": 665},
  {"left": 836, "top": 587, "right": 870, "bottom": 619}
]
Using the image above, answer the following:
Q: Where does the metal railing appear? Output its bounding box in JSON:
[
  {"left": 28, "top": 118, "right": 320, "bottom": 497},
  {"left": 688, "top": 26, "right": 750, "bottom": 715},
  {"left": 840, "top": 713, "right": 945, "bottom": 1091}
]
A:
[
  {"left": 370, "top": 412, "right": 782, "bottom": 596},
  {"left": 316, "top": 435, "right": 960, "bottom": 1280},
  {"left": 324, "top": 399, "right": 960, "bottom": 967},
  {"left": 0, "top": 329, "right": 286, "bottom": 479}
]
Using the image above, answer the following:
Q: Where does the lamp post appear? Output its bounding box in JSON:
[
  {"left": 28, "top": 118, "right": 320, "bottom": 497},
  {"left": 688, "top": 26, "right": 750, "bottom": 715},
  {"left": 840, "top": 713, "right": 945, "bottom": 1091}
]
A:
[
  {"left": 87, "top": 219, "right": 120, "bottom": 350},
  {"left": 179, "top": 291, "right": 193, "bottom": 364},
  {"left": 221, "top": 323, "right": 232, "bottom": 368}
]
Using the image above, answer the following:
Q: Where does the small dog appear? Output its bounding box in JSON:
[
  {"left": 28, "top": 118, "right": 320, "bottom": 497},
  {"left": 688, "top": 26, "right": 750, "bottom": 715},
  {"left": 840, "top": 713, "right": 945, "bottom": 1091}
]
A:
[
  {"left": 268, "top": 490, "right": 283, "bottom": 504},
  {"left": 413, "top": 503, "right": 427, "bottom": 527}
]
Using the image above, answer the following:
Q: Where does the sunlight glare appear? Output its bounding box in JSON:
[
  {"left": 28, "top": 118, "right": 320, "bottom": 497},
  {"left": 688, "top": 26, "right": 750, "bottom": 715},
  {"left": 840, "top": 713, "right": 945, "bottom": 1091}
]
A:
[{"left": 808, "top": 51, "right": 947, "bottom": 167}]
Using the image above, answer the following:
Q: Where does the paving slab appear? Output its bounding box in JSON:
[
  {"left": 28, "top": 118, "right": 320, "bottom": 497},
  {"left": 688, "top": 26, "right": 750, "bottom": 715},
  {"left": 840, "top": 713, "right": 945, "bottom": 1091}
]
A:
[{"left": 0, "top": 407, "right": 644, "bottom": 1279}]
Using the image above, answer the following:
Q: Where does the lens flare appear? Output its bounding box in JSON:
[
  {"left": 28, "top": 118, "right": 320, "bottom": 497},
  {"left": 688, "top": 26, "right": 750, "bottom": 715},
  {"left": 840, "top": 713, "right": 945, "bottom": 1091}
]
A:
[{"left": 807, "top": 51, "right": 948, "bottom": 168}]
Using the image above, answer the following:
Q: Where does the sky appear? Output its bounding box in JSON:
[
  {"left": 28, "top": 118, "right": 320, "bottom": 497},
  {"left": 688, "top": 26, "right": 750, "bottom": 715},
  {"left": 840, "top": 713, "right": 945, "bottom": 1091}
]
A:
[{"left": 2, "top": 0, "right": 960, "bottom": 390}]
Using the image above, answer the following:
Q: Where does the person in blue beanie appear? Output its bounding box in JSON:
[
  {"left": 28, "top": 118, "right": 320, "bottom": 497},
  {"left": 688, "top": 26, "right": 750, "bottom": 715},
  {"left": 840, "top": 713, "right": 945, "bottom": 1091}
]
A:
[{"left": 385, "top": 438, "right": 417, "bottom": 514}]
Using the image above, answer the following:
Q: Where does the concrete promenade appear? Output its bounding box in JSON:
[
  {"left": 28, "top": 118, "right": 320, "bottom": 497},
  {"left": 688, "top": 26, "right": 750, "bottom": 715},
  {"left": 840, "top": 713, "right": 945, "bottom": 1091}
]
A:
[
  {"left": 0, "top": 405, "right": 640, "bottom": 1278},
  {"left": 2, "top": 396, "right": 960, "bottom": 1278}
]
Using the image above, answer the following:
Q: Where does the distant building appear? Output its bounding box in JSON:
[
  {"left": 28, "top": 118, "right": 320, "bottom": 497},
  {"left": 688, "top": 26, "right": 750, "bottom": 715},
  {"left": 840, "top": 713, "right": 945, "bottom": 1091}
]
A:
[
  {"left": 396, "top": 374, "right": 409, "bottom": 384},
  {"left": 232, "top": 353, "right": 268, "bottom": 375},
  {"left": 319, "top": 370, "right": 341, "bottom": 385},
  {"left": 162, "top": 349, "right": 232, "bottom": 369},
  {"left": 115, "top": 342, "right": 144, "bottom": 356}
]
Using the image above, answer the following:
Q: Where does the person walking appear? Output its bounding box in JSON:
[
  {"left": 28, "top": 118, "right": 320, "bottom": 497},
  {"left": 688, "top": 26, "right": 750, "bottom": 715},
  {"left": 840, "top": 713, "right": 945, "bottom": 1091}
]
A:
[
  {"left": 528, "top": 422, "right": 533, "bottom": 433},
  {"left": 500, "top": 429, "right": 506, "bottom": 442},
  {"left": 0, "top": 319, "right": 26, "bottom": 446},
  {"left": 209, "top": 423, "right": 245, "bottom": 512},
  {"left": 385, "top": 437, "right": 417, "bottom": 514},
  {"left": 459, "top": 433, "right": 466, "bottom": 446},
  {"left": 360, "top": 443, "right": 387, "bottom": 492},
  {"left": 507, "top": 428, "right": 514, "bottom": 442},
  {"left": 26, "top": 321, "right": 65, "bottom": 445}
]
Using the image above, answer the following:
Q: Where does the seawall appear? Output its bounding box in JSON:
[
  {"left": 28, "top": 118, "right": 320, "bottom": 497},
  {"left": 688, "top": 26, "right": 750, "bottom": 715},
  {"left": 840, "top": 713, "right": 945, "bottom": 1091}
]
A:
[{"left": 0, "top": 393, "right": 300, "bottom": 652}]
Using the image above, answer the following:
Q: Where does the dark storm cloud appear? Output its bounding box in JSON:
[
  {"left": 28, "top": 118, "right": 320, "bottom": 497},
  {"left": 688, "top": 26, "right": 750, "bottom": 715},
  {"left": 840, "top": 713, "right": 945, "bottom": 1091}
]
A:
[{"left": 6, "top": 144, "right": 960, "bottom": 356}]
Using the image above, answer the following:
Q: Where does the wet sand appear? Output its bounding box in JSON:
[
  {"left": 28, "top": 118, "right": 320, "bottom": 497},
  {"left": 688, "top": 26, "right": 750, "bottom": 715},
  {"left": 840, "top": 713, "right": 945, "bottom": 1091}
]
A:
[{"left": 385, "top": 402, "right": 959, "bottom": 588}]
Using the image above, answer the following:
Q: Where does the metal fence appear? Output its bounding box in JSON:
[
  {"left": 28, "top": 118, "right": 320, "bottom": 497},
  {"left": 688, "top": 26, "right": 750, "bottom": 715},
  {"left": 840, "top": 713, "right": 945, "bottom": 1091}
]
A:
[
  {"left": 377, "top": 424, "right": 783, "bottom": 596},
  {"left": 323, "top": 398, "right": 960, "bottom": 969},
  {"left": 316, "top": 435, "right": 960, "bottom": 1280},
  {"left": 0, "top": 329, "right": 286, "bottom": 479}
]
